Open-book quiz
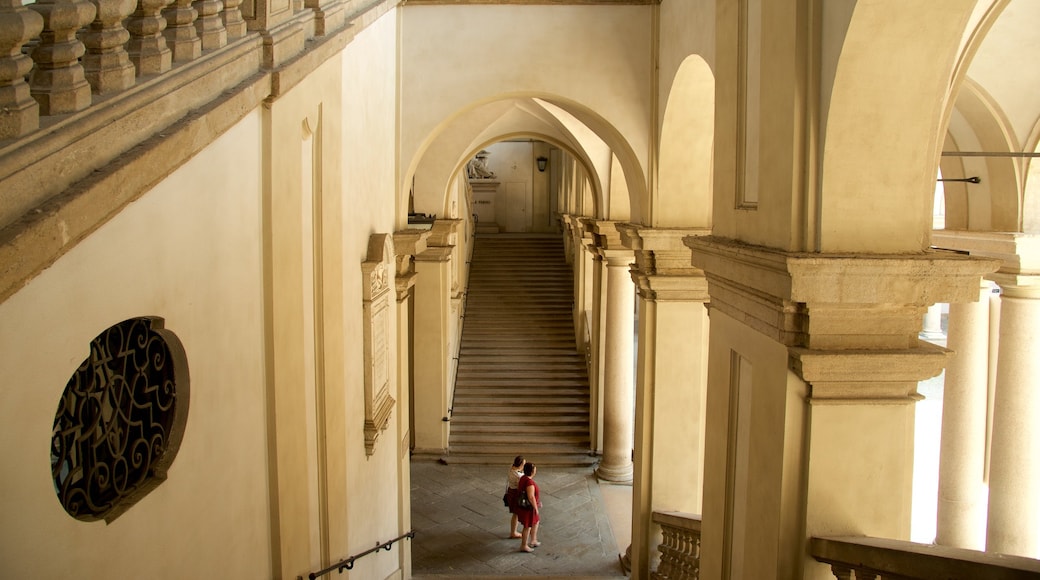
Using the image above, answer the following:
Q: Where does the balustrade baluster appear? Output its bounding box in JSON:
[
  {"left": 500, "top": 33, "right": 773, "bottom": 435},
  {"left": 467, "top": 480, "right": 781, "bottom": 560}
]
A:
[
  {"left": 221, "top": 0, "right": 245, "bottom": 40},
  {"left": 126, "top": 0, "right": 173, "bottom": 76},
  {"left": 81, "top": 0, "right": 136, "bottom": 93},
  {"left": 162, "top": 0, "right": 200, "bottom": 62},
  {"left": 27, "top": 0, "right": 96, "bottom": 115},
  {"left": 0, "top": 0, "right": 43, "bottom": 137},
  {"left": 192, "top": 0, "right": 225, "bottom": 50}
]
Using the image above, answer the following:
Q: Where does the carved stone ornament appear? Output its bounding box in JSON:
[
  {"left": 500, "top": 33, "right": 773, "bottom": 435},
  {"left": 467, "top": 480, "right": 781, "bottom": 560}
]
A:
[{"left": 361, "top": 233, "right": 396, "bottom": 455}]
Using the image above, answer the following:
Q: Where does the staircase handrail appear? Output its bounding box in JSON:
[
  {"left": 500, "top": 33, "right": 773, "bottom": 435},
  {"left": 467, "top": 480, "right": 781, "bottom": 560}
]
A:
[{"left": 302, "top": 530, "right": 415, "bottom": 579}]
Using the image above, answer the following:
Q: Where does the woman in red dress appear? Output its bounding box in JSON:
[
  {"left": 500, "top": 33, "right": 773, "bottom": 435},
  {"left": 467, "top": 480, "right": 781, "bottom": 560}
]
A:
[{"left": 517, "top": 462, "right": 541, "bottom": 552}]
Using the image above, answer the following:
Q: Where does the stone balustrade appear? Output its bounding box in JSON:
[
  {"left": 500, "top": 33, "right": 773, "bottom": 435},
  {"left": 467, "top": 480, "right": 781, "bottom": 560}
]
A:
[
  {"left": 0, "top": 0, "right": 395, "bottom": 306},
  {"left": 811, "top": 536, "right": 1040, "bottom": 579},
  {"left": 0, "top": 0, "right": 251, "bottom": 140},
  {"left": 652, "top": 511, "right": 701, "bottom": 580}
]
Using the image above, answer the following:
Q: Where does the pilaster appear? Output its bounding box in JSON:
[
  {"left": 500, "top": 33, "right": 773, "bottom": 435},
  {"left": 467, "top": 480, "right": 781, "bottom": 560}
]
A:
[
  {"left": 618, "top": 224, "right": 710, "bottom": 579},
  {"left": 412, "top": 231, "right": 455, "bottom": 455},
  {"left": 685, "top": 235, "right": 999, "bottom": 579}
]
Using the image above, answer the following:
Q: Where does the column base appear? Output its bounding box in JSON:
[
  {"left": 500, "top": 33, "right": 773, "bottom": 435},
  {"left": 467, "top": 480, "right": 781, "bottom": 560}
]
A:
[{"left": 596, "top": 462, "right": 634, "bottom": 484}]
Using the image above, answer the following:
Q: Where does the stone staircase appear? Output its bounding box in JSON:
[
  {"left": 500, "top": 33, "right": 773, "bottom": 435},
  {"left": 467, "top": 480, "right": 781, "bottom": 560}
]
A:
[{"left": 444, "top": 234, "right": 596, "bottom": 467}]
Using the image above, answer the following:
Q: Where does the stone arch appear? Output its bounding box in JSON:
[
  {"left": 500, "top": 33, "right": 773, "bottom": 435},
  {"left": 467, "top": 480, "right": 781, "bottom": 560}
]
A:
[
  {"left": 401, "top": 94, "right": 647, "bottom": 227},
  {"left": 449, "top": 133, "right": 605, "bottom": 219},
  {"left": 656, "top": 54, "right": 714, "bottom": 228},
  {"left": 819, "top": 3, "right": 982, "bottom": 252},
  {"left": 942, "top": 79, "right": 1022, "bottom": 231}
]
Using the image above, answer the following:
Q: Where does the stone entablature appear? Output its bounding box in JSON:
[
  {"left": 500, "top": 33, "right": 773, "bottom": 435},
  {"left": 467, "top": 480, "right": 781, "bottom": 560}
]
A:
[
  {"left": 685, "top": 236, "right": 1000, "bottom": 350},
  {"left": 685, "top": 236, "right": 1000, "bottom": 400},
  {"left": 932, "top": 230, "right": 1040, "bottom": 298}
]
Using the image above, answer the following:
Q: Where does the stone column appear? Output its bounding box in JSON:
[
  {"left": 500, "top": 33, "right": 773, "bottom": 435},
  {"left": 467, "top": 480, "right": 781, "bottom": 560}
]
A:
[
  {"left": 583, "top": 221, "right": 606, "bottom": 454},
  {"left": 686, "top": 235, "right": 999, "bottom": 579},
  {"left": 590, "top": 220, "right": 635, "bottom": 483},
  {"left": 987, "top": 279, "right": 1040, "bottom": 558},
  {"left": 619, "top": 225, "right": 711, "bottom": 579},
  {"left": 935, "top": 280, "right": 992, "bottom": 550},
  {"left": 931, "top": 230, "right": 1040, "bottom": 558}
]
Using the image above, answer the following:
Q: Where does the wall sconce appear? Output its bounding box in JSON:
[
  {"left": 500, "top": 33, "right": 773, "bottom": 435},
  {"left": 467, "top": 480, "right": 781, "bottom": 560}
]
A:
[{"left": 536, "top": 156, "right": 548, "bottom": 172}]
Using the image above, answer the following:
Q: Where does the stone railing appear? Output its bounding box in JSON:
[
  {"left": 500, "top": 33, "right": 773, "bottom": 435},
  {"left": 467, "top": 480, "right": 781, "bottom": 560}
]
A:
[
  {"left": 652, "top": 511, "right": 701, "bottom": 580},
  {"left": 0, "top": 0, "right": 393, "bottom": 303},
  {"left": 811, "top": 536, "right": 1040, "bottom": 579}
]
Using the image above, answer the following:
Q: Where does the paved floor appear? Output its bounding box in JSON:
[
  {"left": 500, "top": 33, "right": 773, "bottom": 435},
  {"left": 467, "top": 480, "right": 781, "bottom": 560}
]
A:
[{"left": 410, "top": 460, "right": 629, "bottom": 579}]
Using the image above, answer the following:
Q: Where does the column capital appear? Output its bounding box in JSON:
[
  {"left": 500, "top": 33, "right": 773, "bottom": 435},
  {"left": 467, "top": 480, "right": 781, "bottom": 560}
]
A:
[{"left": 617, "top": 224, "right": 710, "bottom": 302}]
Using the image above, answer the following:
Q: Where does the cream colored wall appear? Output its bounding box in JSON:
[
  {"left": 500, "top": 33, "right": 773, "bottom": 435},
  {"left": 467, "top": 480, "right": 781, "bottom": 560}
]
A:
[
  {"left": 338, "top": 12, "right": 405, "bottom": 580},
  {"left": 698, "top": 309, "right": 808, "bottom": 580},
  {"left": 399, "top": 4, "right": 653, "bottom": 222},
  {"left": 654, "top": 1, "right": 715, "bottom": 228},
  {"left": 0, "top": 7, "right": 406, "bottom": 579},
  {"left": 0, "top": 114, "right": 271, "bottom": 579}
]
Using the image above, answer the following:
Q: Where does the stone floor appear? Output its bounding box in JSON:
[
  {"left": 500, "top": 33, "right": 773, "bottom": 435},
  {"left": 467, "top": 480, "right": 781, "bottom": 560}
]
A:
[{"left": 410, "top": 460, "right": 629, "bottom": 579}]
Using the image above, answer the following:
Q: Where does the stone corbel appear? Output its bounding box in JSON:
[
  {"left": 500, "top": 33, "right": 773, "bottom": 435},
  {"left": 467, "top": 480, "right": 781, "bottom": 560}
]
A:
[
  {"left": 427, "top": 218, "right": 462, "bottom": 248},
  {"left": 361, "top": 233, "right": 396, "bottom": 455},
  {"left": 617, "top": 224, "right": 711, "bottom": 302},
  {"left": 392, "top": 229, "right": 427, "bottom": 302}
]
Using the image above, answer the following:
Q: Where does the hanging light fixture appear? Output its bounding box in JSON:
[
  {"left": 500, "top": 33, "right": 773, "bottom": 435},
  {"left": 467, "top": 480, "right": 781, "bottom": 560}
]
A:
[{"left": 536, "top": 156, "right": 548, "bottom": 172}]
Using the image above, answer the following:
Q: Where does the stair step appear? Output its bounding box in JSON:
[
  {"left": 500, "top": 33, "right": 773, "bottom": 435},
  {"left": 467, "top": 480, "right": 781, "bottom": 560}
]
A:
[{"left": 448, "top": 235, "right": 591, "bottom": 466}]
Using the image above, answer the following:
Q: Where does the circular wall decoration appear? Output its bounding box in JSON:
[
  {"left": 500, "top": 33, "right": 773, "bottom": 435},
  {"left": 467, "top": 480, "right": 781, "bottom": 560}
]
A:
[{"left": 50, "top": 317, "right": 190, "bottom": 522}]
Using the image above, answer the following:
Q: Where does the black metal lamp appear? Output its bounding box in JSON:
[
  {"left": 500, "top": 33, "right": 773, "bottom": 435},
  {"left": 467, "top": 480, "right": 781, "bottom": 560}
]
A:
[{"left": 536, "top": 156, "right": 548, "bottom": 172}]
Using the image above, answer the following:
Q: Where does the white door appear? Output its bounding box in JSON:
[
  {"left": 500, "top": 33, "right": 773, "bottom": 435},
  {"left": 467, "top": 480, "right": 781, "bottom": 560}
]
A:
[{"left": 505, "top": 181, "right": 529, "bottom": 232}]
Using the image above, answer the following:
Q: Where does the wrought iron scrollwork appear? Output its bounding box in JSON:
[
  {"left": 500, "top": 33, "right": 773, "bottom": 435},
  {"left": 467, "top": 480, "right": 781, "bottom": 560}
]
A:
[{"left": 51, "top": 317, "right": 189, "bottom": 522}]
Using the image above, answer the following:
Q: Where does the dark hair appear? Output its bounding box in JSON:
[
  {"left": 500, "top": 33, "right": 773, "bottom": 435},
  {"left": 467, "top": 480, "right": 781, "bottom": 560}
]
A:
[
  {"left": 513, "top": 455, "right": 525, "bottom": 468},
  {"left": 523, "top": 462, "right": 535, "bottom": 476}
]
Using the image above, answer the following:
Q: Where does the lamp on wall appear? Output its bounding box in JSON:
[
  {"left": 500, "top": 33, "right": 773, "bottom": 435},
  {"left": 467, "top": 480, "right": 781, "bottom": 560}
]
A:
[{"left": 536, "top": 156, "right": 548, "bottom": 172}]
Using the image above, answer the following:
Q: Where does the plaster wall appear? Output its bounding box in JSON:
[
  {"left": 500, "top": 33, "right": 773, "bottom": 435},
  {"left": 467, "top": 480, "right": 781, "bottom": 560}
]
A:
[
  {"left": 399, "top": 4, "right": 653, "bottom": 220},
  {"left": 338, "top": 12, "right": 404, "bottom": 580},
  {"left": 0, "top": 115, "right": 271, "bottom": 578},
  {"left": 0, "top": 8, "right": 406, "bottom": 578}
]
